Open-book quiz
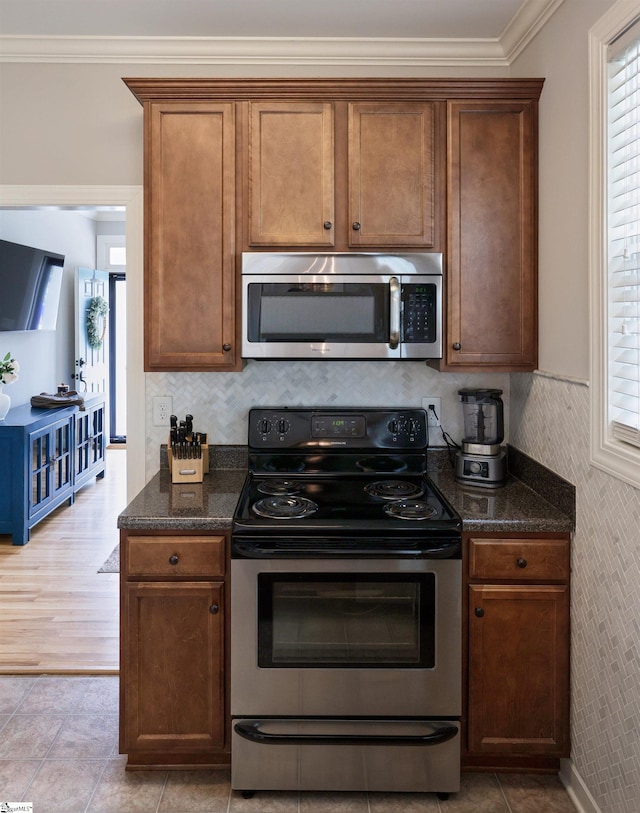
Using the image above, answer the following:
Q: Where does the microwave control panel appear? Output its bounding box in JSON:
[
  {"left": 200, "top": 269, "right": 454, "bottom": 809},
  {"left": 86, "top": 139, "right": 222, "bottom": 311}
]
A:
[{"left": 401, "top": 283, "right": 436, "bottom": 343}]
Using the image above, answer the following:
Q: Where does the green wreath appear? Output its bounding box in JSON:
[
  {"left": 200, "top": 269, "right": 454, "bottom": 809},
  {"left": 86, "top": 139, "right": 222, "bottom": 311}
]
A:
[{"left": 86, "top": 296, "right": 109, "bottom": 349}]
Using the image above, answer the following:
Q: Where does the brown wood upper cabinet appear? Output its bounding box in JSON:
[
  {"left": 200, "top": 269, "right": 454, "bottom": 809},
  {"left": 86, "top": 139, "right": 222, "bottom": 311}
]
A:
[
  {"left": 144, "top": 102, "right": 240, "bottom": 372},
  {"left": 247, "top": 100, "right": 439, "bottom": 249},
  {"left": 124, "top": 78, "right": 543, "bottom": 372},
  {"left": 435, "top": 100, "right": 539, "bottom": 372},
  {"left": 248, "top": 102, "right": 335, "bottom": 246}
]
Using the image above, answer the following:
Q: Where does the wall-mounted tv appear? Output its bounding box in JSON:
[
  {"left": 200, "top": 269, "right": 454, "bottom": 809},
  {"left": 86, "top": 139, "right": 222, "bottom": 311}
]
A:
[{"left": 0, "top": 239, "right": 65, "bottom": 331}]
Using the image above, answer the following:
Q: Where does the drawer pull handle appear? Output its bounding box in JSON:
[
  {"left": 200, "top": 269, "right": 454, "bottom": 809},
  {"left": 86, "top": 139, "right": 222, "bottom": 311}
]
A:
[
  {"left": 169, "top": 554, "right": 179, "bottom": 565},
  {"left": 516, "top": 557, "right": 528, "bottom": 568},
  {"left": 474, "top": 607, "right": 484, "bottom": 618},
  {"left": 209, "top": 603, "right": 220, "bottom": 615}
]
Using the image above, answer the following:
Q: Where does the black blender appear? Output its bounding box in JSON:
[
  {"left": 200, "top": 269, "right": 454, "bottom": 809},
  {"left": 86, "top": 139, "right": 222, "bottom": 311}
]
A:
[{"left": 455, "top": 388, "right": 507, "bottom": 488}]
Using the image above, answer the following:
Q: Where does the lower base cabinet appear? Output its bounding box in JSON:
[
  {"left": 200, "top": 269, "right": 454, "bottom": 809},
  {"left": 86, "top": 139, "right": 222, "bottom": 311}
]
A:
[
  {"left": 463, "top": 534, "right": 571, "bottom": 771},
  {"left": 119, "top": 531, "right": 229, "bottom": 768}
]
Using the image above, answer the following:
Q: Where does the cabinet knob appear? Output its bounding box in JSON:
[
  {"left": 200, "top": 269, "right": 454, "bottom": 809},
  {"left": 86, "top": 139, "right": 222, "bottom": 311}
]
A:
[
  {"left": 168, "top": 554, "right": 179, "bottom": 565},
  {"left": 222, "top": 343, "right": 231, "bottom": 352},
  {"left": 474, "top": 607, "right": 485, "bottom": 618},
  {"left": 352, "top": 222, "right": 361, "bottom": 231},
  {"left": 323, "top": 221, "right": 333, "bottom": 230},
  {"left": 453, "top": 342, "right": 461, "bottom": 351},
  {"left": 209, "top": 603, "right": 220, "bottom": 615},
  {"left": 516, "top": 557, "right": 528, "bottom": 568}
]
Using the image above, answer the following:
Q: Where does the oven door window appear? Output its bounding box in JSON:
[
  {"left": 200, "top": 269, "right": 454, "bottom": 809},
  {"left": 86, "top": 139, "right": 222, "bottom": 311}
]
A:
[
  {"left": 247, "top": 283, "right": 389, "bottom": 342},
  {"left": 257, "top": 573, "right": 435, "bottom": 668}
]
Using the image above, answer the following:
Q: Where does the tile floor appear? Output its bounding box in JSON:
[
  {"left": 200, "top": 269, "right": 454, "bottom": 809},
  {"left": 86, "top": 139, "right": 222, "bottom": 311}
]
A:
[{"left": 0, "top": 675, "right": 577, "bottom": 813}]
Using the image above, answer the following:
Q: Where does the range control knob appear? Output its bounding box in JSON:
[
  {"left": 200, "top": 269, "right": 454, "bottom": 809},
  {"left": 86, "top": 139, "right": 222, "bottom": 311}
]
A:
[
  {"left": 277, "top": 419, "right": 290, "bottom": 435},
  {"left": 258, "top": 418, "right": 271, "bottom": 434},
  {"left": 388, "top": 419, "right": 400, "bottom": 434}
]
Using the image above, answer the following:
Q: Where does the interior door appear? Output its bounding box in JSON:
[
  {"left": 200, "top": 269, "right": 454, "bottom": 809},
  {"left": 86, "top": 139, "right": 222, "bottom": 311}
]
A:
[{"left": 74, "top": 268, "right": 110, "bottom": 394}]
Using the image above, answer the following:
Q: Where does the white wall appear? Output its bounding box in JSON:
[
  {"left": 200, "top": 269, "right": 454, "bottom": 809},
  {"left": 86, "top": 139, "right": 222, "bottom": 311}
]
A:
[
  {"left": 0, "top": 209, "right": 98, "bottom": 405},
  {"left": 513, "top": 2, "right": 640, "bottom": 812}
]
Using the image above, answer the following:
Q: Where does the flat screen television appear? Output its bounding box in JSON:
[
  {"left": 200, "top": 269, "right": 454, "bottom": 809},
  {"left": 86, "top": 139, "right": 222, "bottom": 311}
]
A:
[{"left": 0, "top": 239, "right": 65, "bottom": 331}]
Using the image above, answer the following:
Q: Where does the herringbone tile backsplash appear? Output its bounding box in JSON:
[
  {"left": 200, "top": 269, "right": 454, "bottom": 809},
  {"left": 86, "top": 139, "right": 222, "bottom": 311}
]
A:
[
  {"left": 145, "top": 361, "right": 509, "bottom": 472},
  {"left": 511, "top": 373, "right": 640, "bottom": 813}
]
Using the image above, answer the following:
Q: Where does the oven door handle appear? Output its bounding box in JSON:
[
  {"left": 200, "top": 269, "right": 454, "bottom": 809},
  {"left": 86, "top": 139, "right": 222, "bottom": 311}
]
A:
[
  {"left": 389, "top": 276, "right": 400, "bottom": 349},
  {"left": 234, "top": 720, "right": 458, "bottom": 747},
  {"left": 231, "top": 539, "right": 461, "bottom": 559}
]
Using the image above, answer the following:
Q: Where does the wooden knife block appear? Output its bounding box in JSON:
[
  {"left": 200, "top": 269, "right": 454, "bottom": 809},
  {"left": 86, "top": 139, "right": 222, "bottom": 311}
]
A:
[{"left": 167, "top": 437, "right": 209, "bottom": 484}]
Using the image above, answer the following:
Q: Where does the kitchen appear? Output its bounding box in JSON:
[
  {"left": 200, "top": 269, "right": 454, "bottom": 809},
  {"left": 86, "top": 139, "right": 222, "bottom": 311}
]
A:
[{"left": 0, "top": 0, "right": 639, "bottom": 812}]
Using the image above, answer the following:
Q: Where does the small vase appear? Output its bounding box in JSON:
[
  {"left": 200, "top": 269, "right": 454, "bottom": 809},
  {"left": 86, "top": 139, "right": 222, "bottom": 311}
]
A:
[{"left": 0, "top": 385, "right": 11, "bottom": 421}]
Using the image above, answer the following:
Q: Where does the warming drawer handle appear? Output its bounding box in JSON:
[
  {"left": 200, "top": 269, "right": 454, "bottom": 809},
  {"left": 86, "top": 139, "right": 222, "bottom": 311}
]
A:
[
  {"left": 389, "top": 276, "right": 400, "bottom": 350},
  {"left": 234, "top": 721, "right": 458, "bottom": 747}
]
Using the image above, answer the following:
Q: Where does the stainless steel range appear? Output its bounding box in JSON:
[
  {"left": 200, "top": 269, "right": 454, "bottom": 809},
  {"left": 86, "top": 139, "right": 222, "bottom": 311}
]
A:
[{"left": 231, "top": 407, "right": 462, "bottom": 799}]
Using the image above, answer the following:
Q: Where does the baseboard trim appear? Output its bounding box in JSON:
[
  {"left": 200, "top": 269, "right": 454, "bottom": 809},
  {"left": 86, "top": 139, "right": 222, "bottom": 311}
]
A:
[{"left": 560, "top": 758, "right": 602, "bottom": 813}]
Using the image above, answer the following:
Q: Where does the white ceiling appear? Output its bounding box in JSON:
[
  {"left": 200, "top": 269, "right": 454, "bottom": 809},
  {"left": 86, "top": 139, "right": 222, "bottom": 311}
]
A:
[{"left": 0, "top": 0, "right": 544, "bottom": 40}]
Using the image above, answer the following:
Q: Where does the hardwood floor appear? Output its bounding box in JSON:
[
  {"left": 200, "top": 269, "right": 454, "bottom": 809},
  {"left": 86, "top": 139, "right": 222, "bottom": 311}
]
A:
[{"left": 0, "top": 447, "right": 125, "bottom": 674}]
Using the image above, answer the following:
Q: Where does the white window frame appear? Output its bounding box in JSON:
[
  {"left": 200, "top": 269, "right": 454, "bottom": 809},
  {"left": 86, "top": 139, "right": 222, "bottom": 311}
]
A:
[
  {"left": 590, "top": 0, "right": 640, "bottom": 489},
  {"left": 97, "top": 234, "right": 126, "bottom": 271}
]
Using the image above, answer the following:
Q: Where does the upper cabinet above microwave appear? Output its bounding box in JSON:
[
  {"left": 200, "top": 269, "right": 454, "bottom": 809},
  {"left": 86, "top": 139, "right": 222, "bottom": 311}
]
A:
[
  {"left": 246, "top": 101, "right": 442, "bottom": 250},
  {"left": 124, "top": 78, "right": 543, "bottom": 373}
]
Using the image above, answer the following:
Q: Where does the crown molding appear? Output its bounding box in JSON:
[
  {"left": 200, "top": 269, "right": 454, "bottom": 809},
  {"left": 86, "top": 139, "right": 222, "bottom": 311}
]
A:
[
  {"left": 0, "top": 0, "right": 565, "bottom": 67},
  {"left": 0, "top": 35, "right": 508, "bottom": 67},
  {"left": 501, "top": 0, "right": 566, "bottom": 62}
]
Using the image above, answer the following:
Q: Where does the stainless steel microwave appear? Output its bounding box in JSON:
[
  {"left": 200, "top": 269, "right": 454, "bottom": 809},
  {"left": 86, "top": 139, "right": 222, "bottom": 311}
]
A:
[{"left": 241, "top": 252, "right": 443, "bottom": 360}]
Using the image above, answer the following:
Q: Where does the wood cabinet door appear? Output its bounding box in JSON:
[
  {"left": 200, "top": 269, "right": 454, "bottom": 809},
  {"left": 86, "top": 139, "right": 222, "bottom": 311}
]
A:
[
  {"left": 467, "top": 584, "right": 569, "bottom": 756},
  {"left": 349, "top": 102, "right": 437, "bottom": 247},
  {"left": 122, "top": 581, "right": 225, "bottom": 753},
  {"left": 145, "top": 103, "right": 238, "bottom": 371},
  {"left": 248, "top": 101, "right": 335, "bottom": 246},
  {"left": 446, "top": 101, "right": 537, "bottom": 370}
]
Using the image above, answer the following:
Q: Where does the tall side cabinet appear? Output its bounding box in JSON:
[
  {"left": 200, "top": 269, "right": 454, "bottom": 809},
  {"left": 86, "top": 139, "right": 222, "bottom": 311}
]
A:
[{"left": 0, "top": 398, "right": 106, "bottom": 545}]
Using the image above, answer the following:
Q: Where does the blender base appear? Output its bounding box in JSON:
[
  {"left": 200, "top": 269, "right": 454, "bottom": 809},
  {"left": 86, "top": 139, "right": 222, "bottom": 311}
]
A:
[{"left": 455, "top": 448, "right": 507, "bottom": 488}]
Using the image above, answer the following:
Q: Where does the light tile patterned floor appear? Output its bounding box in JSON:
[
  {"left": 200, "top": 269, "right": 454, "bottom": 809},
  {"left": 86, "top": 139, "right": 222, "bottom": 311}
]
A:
[{"left": 0, "top": 675, "right": 577, "bottom": 813}]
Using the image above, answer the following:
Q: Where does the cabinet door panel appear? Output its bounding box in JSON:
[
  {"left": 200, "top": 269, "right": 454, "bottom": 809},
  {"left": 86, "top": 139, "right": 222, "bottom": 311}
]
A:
[
  {"left": 446, "top": 101, "right": 537, "bottom": 370},
  {"left": 146, "top": 103, "right": 237, "bottom": 371},
  {"left": 123, "top": 581, "right": 225, "bottom": 752},
  {"left": 349, "top": 102, "right": 436, "bottom": 247},
  {"left": 249, "top": 102, "right": 334, "bottom": 246},
  {"left": 467, "top": 584, "right": 569, "bottom": 756}
]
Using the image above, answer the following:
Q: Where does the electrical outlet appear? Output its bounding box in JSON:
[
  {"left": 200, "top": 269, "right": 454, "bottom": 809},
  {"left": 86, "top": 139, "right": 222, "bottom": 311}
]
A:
[
  {"left": 153, "top": 396, "right": 172, "bottom": 426},
  {"left": 422, "top": 397, "right": 441, "bottom": 427}
]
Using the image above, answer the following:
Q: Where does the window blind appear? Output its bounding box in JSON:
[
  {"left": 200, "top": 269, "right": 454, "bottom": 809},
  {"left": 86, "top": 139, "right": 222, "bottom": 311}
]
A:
[{"left": 608, "top": 23, "right": 640, "bottom": 446}]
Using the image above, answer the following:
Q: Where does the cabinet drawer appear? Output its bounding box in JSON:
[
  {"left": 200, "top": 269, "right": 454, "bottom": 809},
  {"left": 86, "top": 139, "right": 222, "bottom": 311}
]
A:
[
  {"left": 127, "top": 535, "right": 225, "bottom": 578},
  {"left": 468, "top": 538, "right": 569, "bottom": 582}
]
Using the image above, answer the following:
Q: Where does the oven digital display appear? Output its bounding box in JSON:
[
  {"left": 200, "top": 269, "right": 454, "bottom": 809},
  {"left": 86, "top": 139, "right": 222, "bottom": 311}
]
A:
[{"left": 311, "top": 415, "right": 366, "bottom": 438}]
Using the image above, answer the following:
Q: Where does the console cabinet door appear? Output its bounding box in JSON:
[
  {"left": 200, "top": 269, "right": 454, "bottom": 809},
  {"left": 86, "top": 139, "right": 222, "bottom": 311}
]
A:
[
  {"left": 145, "top": 102, "right": 238, "bottom": 371},
  {"left": 122, "top": 581, "right": 225, "bottom": 754},
  {"left": 348, "top": 102, "right": 438, "bottom": 247},
  {"left": 29, "top": 415, "right": 74, "bottom": 520},
  {"left": 248, "top": 101, "right": 335, "bottom": 246},
  {"left": 445, "top": 100, "right": 537, "bottom": 371},
  {"left": 467, "top": 584, "right": 569, "bottom": 756}
]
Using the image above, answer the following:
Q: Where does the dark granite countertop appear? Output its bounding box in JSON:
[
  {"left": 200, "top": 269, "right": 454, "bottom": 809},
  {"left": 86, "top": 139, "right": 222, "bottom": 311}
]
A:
[
  {"left": 431, "top": 468, "right": 574, "bottom": 534},
  {"left": 118, "top": 445, "right": 575, "bottom": 535}
]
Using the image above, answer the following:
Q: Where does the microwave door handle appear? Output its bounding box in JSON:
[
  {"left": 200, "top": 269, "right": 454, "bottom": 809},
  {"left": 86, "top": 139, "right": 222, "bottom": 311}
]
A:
[{"left": 389, "top": 276, "right": 400, "bottom": 349}]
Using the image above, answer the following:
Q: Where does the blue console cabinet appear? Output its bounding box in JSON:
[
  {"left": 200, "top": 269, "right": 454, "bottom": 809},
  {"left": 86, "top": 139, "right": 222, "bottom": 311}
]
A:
[{"left": 0, "top": 397, "right": 106, "bottom": 545}]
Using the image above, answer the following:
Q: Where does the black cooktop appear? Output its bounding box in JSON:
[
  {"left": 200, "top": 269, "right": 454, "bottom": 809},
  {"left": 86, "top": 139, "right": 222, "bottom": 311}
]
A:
[{"left": 232, "top": 408, "right": 461, "bottom": 539}]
